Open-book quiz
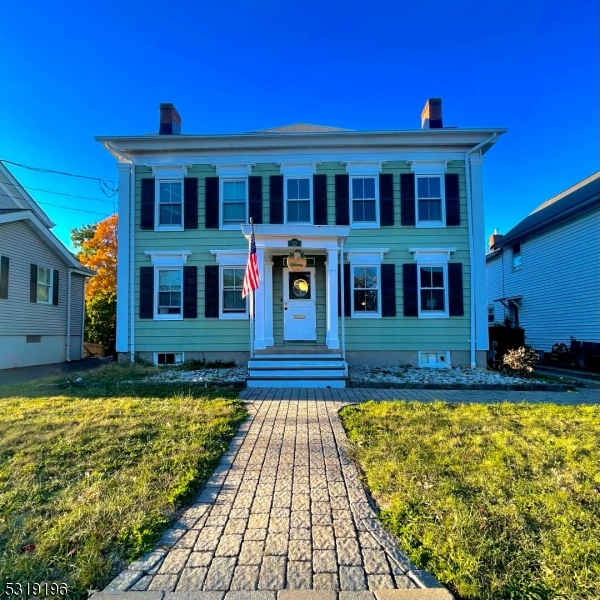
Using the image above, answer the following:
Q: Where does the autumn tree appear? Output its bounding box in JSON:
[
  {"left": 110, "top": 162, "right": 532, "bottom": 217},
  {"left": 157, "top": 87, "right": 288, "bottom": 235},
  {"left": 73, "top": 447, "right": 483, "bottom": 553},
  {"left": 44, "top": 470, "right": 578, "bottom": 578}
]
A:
[{"left": 71, "top": 214, "right": 117, "bottom": 350}]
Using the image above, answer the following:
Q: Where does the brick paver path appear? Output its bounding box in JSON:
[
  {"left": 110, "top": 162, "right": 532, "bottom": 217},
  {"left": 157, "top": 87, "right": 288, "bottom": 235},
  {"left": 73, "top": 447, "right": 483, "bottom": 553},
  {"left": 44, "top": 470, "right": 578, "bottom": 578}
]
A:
[{"left": 105, "top": 400, "right": 435, "bottom": 594}]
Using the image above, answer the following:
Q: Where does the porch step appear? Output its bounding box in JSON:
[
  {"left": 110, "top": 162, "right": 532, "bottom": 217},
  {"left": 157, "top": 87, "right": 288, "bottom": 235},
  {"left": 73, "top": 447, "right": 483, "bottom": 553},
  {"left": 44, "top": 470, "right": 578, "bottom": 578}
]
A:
[
  {"left": 248, "top": 359, "right": 345, "bottom": 369},
  {"left": 247, "top": 379, "right": 346, "bottom": 388},
  {"left": 252, "top": 353, "right": 342, "bottom": 360},
  {"left": 249, "top": 369, "right": 346, "bottom": 378}
]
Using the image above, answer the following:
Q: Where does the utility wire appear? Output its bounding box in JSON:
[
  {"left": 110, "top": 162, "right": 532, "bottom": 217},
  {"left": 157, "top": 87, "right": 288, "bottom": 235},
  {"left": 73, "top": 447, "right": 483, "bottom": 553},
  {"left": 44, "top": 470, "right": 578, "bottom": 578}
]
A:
[
  {"left": 0, "top": 179, "right": 118, "bottom": 205},
  {"left": 0, "top": 191, "right": 112, "bottom": 217}
]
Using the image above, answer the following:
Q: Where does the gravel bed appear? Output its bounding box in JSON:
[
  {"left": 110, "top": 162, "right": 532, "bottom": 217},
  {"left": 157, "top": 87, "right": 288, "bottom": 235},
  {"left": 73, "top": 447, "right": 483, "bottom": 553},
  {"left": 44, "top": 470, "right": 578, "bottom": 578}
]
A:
[{"left": 143, "top": 366, "right": 248, "bottom": 383}]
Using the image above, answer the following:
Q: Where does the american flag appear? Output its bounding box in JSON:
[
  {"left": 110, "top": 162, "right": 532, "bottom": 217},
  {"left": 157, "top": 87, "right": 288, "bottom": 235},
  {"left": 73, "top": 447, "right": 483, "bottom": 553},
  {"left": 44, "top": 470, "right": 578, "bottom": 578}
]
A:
[{"left": 242, "top": 224, "right": 260, "bottom": 298}]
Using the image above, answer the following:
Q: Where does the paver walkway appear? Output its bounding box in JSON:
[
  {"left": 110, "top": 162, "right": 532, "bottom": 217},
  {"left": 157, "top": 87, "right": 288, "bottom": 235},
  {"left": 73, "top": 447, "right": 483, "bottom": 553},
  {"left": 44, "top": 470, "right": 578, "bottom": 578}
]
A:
[{"left": 104, "top": 400, "right": 439, "bottom": 596}]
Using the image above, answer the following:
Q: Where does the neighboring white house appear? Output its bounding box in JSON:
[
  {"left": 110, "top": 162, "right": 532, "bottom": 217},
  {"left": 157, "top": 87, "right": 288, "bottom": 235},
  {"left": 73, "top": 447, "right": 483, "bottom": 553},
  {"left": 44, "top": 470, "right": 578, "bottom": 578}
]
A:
[
  {"left": 486, "top": 171, "right": 600, "bottom": 352},
  {"left": 0, "top": 162, "right": 94, "bottom": 369}
]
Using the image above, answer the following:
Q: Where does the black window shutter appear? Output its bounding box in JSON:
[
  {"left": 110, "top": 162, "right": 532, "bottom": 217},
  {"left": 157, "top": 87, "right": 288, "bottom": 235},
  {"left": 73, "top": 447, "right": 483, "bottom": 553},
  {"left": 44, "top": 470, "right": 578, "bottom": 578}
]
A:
[
  {"left": 30, "top": 264, "right": 37, "bottom": 303},
  {"left": 205, "top": 177, "right": 219, "bottom": 229},
  {"left": 448, "top": 263, "right": 464, "bottom": 316},
  {"left": 402, "top": 263, "right": 418, "bottom": 316},
  {"left": 269, "top": 175, "right": 284, "bottom": 224},
  {"left": 313, "top": 174, "right": 328, "bottom": 225},
  {"left": 379, "top": 174, "right": 394, "bottom": 226},
  {"left": 335, "top": 174, "right": 350, "bottom": 225},
  {"left": 184, "top": 177, "right": 198, "bottom": 230},
  {"left": 141, "top": 178, "right": 155, "bottom": 230},
  {"left": 337, "top": 263, "right": 351, "bottom": 317},
  {"left": 183, "top": 265, "right": 198, "bottom": 318},
  {"left": 249, "top": 176, "right": 263, "bottom": 224},
  {"left": 381, "top": 264, "right": 396, "bottom": 316},
  {"left": 0, "top": 256, "right": 8, "bottom": 299},
  {"left": 140, "top": 266, "right": 154, "bottom": 318},
  {"left": 205, "top": 265, "right": 219, "bottom": 318},
  {"left": 400, "top": 174, "right": 416, "bottom": 226},
  {"left": 445, "top": 174, "right": 460, "bottom": 226},
  {"left": 52, "top": 270, "right": 59, "bottom": 305}
]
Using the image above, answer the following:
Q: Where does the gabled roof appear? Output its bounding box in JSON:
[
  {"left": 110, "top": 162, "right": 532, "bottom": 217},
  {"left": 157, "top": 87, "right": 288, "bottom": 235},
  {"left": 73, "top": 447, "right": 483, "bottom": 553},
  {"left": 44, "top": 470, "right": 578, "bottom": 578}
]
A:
[
  {"left": 492, "top": 171, "right": 600, "bottom": 250},
  {"left": 0, "top": 162, "right": 55, "bottom": 228},
  {"left": 252, "top": 123, "right": 352, "bottom": 133}
]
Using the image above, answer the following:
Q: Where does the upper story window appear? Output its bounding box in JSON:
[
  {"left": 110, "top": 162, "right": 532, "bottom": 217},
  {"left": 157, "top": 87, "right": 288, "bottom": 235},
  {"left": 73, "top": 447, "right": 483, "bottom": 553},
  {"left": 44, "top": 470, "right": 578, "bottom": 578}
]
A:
[
  {"left": 156, "top": 268, "right": 182, "bottom": 319},
  {"left": 417, "top": 176, "right": 444, "bottom": 225},
  {"left": 351, "top": 177, "right": 378, "bottom": 225},
  {"left": 221, "top": 179, "right": 247, "bottom": 228},
  {"left": 512, "top": 243, "right": 522, "bottom": 270},
  {"left": 157, "top": 181, "right": 183, "bottom": 230},
  {"left": 286, "top": 177, "right": 311, "bottom": 223},
  {"left": 37, "top": 266, "right": 53, "bottom": 304}
]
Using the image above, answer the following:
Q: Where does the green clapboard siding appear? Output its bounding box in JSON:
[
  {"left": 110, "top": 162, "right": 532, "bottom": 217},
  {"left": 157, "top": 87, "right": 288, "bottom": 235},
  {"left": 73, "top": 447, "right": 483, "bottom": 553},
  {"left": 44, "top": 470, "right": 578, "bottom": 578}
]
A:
[{"left": 133, "top": 162, "right": 472, "bottom": 353}]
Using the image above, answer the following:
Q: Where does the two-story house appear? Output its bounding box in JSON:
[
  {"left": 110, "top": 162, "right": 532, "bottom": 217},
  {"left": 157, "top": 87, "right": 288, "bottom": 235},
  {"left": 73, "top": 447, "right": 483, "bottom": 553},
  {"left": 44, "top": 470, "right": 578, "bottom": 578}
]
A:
[
  {"left": 96, "top": 99, "right": 505, "bottom": 387},
  {"left": 0, "top": 162, "right": 94, "bottom": 369}
]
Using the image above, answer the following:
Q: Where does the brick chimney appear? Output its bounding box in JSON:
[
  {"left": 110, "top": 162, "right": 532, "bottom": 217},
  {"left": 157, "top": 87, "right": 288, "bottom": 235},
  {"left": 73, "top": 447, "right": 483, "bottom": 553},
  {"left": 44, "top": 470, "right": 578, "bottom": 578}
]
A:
[
  {"left": 159, "top": 103, "right": 181, "bottom": 135},
  {"left": 488, "top": 229, "right": 503, "bottom": 250},
  {"left": 421, "top": 98, "right": 443, "bottom": 129}
]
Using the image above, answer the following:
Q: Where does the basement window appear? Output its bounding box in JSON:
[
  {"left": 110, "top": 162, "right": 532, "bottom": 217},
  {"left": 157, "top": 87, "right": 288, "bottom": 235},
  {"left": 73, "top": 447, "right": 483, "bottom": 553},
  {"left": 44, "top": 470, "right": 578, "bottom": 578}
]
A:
[
  {"left": 26, "top": 335, "right": 42, "bottom": 344},
  {"left": 155, "top": 352, "right": 184, "bottom": 366},
  {"left": 418, "top": 351, "right": 451, "bottom": 369}
]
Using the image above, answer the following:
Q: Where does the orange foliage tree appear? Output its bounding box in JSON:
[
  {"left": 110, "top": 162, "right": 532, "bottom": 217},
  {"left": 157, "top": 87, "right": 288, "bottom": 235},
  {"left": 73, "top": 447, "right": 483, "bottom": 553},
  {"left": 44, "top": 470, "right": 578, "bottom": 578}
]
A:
[{"left": 77, "top": 213, "right": 117, "bottom": 300}]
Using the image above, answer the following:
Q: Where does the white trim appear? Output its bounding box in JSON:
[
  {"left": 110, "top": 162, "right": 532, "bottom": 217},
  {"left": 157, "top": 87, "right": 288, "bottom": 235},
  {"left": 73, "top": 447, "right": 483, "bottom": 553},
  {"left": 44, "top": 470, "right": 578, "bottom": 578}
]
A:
[
  {"left": 215, "top": 164, "right": 254, "bottom": 177},
  {"left": 408, "top": 248, "right": 456, "bottom": 263},
  {"left": 279, "top": 162, "right": 318, "bottom": 176},
  {"left": 219, "top": 265, "right": 248, "bottom": 320},
  {"left": 415, "top": 174, "right": 446, "bottom": 228},
  {"left": 349, "top": 174, "right": 380, "bottom": 229},
  {"left": 145, "top": 250, "right": 191, "bottom": 267},
  {"left": 408, "top": 159, "right": 449, "bottom": 175},
  {"left": 350, "top": 263, "right": 381, "bottom": 318},
  {"left": 150, "top": 165, "right": 188, "bottom": 178},
  {"left": 220, "top": 177, "right": 248, "bottom": 230},
  {"left": 418, "top": 351, "right": 451, "bottom": 369},
  {"left": 345, "top": 248, "right": 389, "bottom": 263},
  {"left": 417, "top": 263, "right": 449, "bottom": 319},
  {"left": 210, "top": 249, "right": 248, "bottom": 265},
  {"left": 154, "top": 266, "right": 183, "bottom": 321},
  {"left": 154, "top": 351, "right": 184, "bottom": 365},
  {"left": 155, "top": 179, "right": 184, "bottom": 232},
  {"left": 284, "top": 175, "right": 313, "bottom": 225},
  {"left": 241, "top": 225, "right": 350, "bottom": 250},
  {"left": 36, "top": 265, "right": 53, "bottom": 305},
  {"left": 344, "top": 161, "right": 383, "bottom": 176}
]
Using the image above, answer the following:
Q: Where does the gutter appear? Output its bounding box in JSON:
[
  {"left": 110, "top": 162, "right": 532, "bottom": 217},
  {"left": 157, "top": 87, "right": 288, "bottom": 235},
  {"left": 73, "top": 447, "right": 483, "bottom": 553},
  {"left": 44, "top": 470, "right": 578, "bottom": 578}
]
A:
[{"left": 465, "top": 133, "right": 497, "bottom": 368}]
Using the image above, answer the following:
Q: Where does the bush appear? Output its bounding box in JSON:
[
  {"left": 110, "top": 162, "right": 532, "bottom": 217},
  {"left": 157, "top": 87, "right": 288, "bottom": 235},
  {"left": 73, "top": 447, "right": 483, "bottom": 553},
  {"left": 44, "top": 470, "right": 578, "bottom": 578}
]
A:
[
  {"left": 502, "top": 346, "right": 539, "bottom": 378},
  {"left": 489, "top": 319, "right": 526, "bottom": 362},
  {"left": 85, "top": 290, "right": 116, "bottom": 350}
]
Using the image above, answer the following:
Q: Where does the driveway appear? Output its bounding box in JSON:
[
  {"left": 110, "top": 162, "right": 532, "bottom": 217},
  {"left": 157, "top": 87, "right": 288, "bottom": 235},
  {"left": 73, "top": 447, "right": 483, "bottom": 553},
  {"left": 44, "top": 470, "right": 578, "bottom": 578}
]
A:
[{"left": 0, "top": 357, "right": 111, "bottom": 386}]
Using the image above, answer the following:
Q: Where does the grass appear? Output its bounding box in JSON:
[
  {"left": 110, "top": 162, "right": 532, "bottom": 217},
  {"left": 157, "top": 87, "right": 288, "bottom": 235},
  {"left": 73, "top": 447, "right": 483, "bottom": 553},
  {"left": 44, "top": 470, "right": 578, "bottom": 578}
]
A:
[
  {"left": 0, "top": 363, "right": 246, "bottom": 596},
  {"left": 340, "top": 401, "right": 600, "bottom": 600}
]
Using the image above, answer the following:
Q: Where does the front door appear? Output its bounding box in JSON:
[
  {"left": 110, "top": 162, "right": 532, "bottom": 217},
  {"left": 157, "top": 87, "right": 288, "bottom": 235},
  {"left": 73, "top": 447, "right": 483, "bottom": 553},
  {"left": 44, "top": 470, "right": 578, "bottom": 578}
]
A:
[{"left": 283, "top": 268, "right": 316, "bottom": 341}]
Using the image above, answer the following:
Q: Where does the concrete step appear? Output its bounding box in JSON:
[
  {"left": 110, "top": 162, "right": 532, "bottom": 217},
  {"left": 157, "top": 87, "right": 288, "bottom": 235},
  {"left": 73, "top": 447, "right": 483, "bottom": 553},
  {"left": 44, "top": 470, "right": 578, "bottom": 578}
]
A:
[
  {"left": 252, "top": 353, "right": 343, "bottom": 360},
  {"left": 246, "top": 379, "right": 346, "bottom": 388},
  {"left": 249, "top": 369, "right": 346, "bottom": 378},
  {"left": 248, "top": 359, "right": 346, "bottom": 369}
]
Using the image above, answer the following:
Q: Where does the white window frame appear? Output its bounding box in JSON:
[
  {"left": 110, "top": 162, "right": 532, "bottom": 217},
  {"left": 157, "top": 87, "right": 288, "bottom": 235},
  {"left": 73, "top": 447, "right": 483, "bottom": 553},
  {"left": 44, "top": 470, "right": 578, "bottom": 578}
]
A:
[
  {"left": 155, "top": 179, "right": 184, "bottom": 232},
  {"left": 350, "top": 175, "right": 379, "bottom": 228},
  {"left": 418, "top": 351, "right": 451, "bottom": 369},
  {"left": 488, "top": 305, "right": 495, "bottom": 323},
  {"left": 415, "top": 175, "right": 445, "bottom": 228},
  {"left": 219, "top": 178, "right": 248, "bottom": 230},
  {"left": 346, "top": 249, "right": 389, "bottom": 319},
  {"left": 219, "top": 265, "right": 248, "bottom": 320},
  {"left": 284, "top": 176, "right": 313, "bottom": 225},
  {"left": 36, "top": 265, "right": 53, "bottom": 305},
  {"left": 512, "top": 242, "right": 522, "bottom": 271},
  {"left": 154, "top": 267, "right": 183, "bottom": 321},
  {"left": 154, "top": 352, "right": 184, "bottom": 366}
]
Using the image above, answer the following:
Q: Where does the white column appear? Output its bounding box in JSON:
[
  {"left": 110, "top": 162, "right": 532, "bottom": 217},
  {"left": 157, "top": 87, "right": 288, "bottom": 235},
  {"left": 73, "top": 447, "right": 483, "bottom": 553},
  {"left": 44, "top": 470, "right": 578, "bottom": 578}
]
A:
[
  {"left": 264, "top": 259, "right": 274, "bottom": 347},
  {"left": 470, "top": 156, "right": 488, "bottom": 351},
  {"left": 115, "top": 162, "right": 131, "bottom": 354},
  {"left": 253, "top": 248, "right": 267, "bottom": 350},
  {"left": 326, "top": 248, "right": 340, "bottom": 349}
]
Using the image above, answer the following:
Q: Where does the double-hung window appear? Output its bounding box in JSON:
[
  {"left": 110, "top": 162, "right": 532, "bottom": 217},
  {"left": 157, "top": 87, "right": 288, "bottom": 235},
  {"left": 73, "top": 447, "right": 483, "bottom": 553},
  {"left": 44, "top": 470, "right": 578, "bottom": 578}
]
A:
[
  {"left": 416, "top": 176, "right": 444, "bottom": 226},
  {"left": 286, "top": 178, "right": 311, "bottom": 223},
  {"left": 156, "top": 268, "right": 182, "bottom": 318},
  {"left": 221, "top": 267, "right": 247, "bottom": 318},
  {"left": 221, "top": 179, "right": 247, "bottom": 228},
  {"left": 351, "top": 177, "right": 378, "bottom": 226},
  {"left": 37, "top": 266, "right": 53, "bottom": 304},
  {"left": 157, "top": 181, "right": 183, "bottom": 229},
  {"left": 418, "top": 265, "right": 449, "bottom": 317},
  {"left": 512, "top": 243, "right": 522, "bottom": 270},
  {"left": 352, "top": 265, "right": 380, "bottom": 316}
]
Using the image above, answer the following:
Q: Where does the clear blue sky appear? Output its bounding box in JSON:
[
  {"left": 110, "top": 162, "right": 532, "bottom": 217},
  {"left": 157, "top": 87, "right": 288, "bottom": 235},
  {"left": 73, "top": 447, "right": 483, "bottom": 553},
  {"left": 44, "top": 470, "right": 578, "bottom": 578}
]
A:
[{"left": 2, "top": 0, "right": 598, "bottom": 249}]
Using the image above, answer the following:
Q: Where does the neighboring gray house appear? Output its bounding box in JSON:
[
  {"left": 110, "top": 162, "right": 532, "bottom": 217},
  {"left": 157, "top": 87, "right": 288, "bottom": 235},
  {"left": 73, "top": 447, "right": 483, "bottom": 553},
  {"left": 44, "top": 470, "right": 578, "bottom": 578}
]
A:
[
  {"left": 486, "top": 171, "right": 600, "bottom": 352},
  {"left": 0, "top": 163, "right": 94, "bottom": 369}
]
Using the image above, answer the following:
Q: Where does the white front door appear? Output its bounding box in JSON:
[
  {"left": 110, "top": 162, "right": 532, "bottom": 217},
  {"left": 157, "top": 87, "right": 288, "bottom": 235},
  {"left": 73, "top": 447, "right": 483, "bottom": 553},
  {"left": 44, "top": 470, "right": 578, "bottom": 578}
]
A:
[{"left": 283, "top": 267, "right": 316, "bottom": 341}]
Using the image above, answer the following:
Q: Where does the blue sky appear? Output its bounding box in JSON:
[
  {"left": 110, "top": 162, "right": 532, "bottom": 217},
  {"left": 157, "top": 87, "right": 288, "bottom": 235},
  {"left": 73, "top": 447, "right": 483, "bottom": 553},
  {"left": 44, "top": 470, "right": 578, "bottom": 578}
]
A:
[{"left": 1, "top": 0, "right": 597, "bottom": 249}]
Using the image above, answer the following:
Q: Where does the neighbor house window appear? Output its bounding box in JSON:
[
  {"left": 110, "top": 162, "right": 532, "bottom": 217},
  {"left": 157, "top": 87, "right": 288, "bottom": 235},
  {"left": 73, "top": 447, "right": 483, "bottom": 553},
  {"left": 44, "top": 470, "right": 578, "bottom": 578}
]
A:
[
  {"left": 155, "top": 352, "right": 184, "bottom": 365},
  {"left": 157, "top": 181, "right": 183, "bottom": 228},
  {"left": 512, "top": 243, "right": 522, "bottom": 270},
  {"left": 37, "top": 266, "right": 53, "bottom": 304},
  {"left": 352, "top": 265, "right": 380, "bottom": 317},
  {"left": 221, "top": 179, "right": 247, "bottom": 227},
  {"left": 156, "top": 268, "right": 182, "bottom": 318},
  {"left": 286, "top": 178, "right": 311, "bottom": 223},
  {"left": 488, "top": 305, "right": 495, "bottom": 323},
  {"left": 419, "top": 265, "right": 448, "bottom": 316},
  {"left": 351, "top": 177, "right": 378, "bottom": 225},
  {"left": 416, "top": 176, "right": 444, "bottom": 225},
  {"left": 221, "top": 267, "right": 247, "bottom": 318}
]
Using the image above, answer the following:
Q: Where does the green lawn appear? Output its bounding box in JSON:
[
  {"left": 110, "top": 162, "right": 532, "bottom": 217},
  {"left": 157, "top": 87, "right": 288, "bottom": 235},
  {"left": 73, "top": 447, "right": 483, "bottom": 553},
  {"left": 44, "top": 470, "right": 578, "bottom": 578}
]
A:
[
  {"left": 0, "top": 363, "right": 246, "bottom": 596},
  {"left": 340, "top": 401, "right": 600, "bottom": 600}
]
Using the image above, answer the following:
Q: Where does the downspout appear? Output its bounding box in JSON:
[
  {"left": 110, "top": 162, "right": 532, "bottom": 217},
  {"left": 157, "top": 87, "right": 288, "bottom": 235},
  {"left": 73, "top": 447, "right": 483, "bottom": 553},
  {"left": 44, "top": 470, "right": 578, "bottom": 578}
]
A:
[
  {"left": 81, "top": 280, "right": 86, "bottom": 360},
  {"left": 465, "top": 132, "right": 497, "bottom": 367},
  {"left": 66, "top": 269, "right": 73, "bottom": 361},
  {"left": 340, "top": 239, "right": 346, "bottom": 369}
]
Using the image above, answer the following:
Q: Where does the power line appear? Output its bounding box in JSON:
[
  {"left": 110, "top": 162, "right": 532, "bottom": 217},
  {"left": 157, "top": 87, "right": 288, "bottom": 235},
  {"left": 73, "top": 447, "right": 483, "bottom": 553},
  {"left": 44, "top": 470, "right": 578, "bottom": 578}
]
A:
[
  {"left": 0, "top": 191, "right": 112, "bottom": 217},
  {"left": 0, "top": 179, "right": 117, "bottom": 205}
]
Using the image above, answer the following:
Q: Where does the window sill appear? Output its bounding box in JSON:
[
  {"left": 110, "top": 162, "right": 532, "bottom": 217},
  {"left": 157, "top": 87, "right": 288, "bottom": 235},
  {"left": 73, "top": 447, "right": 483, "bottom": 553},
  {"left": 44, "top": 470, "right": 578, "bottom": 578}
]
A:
[
  {"left": 220, "top": 224, "right": 246, "bottom": 231},
  {"left": 154, "top": 314, "right": 183, "bottom": 321},
  {"left": 351, "top": 222, "right": 380, "bottom": 229},
  {"left": 415, "top": 221, "right": 446, "bottom": 229},
  {"left": 418, "top": 312, "right": 449, "bottom": 319},
  {"left": 285, "top": 221, "right": 313, "bottom": 226},
  {"left": 220, "top": 313, "right": 249, "bottom": 320},
  {"left": 154, "top": 226, "right": 184, "bottom": 232},
  {"left": 351, "top": 312, "right": 381, "bottom": 319},
  {"left": 36, "top": 301, "right": 53, "bottom": 306}
]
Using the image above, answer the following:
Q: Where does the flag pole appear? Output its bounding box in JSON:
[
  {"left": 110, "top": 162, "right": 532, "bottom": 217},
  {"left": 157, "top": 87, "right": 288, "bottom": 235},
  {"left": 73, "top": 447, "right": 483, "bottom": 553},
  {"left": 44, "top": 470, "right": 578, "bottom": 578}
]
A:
[{"left": 249, "top": 218, "right": 254, "bottom": 359}]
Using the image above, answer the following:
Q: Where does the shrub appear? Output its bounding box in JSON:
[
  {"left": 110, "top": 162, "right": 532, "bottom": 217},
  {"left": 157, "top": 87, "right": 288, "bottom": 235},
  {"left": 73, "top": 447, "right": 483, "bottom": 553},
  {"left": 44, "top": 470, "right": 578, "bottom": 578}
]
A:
[
  {"left": 502, "top": 346, "right": 539, "bottom": 377},
  {"left": 489, "top": 319, "right": 526, "bottom": 362}
]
